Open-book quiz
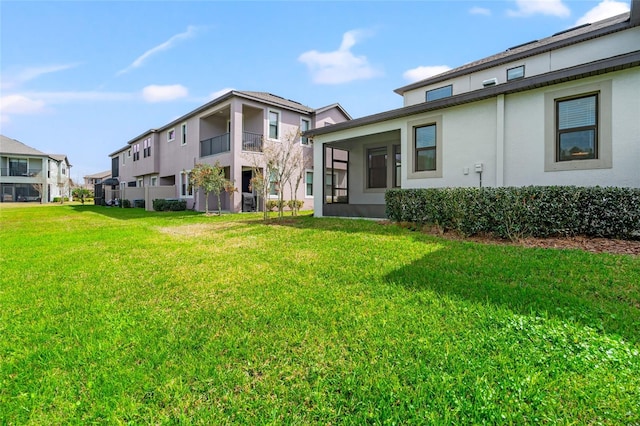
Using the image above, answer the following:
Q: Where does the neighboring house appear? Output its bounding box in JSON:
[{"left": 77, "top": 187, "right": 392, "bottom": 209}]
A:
[
  {"left": 307, "top": 6, "right": 640, "bottom": 218},
  {"left": 0, "top": 135, "right": 72, "bottom": 203},
  {"left": 109, "top": 90, "right": 349, "bottom": 212},
  {"left": 83, "top": 170, "right": 111, "bottom": 191}
]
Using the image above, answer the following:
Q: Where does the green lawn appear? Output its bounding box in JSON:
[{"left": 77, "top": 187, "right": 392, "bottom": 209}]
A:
[{"left": 1, "top": 204, "right": 639, "bottom": 424}]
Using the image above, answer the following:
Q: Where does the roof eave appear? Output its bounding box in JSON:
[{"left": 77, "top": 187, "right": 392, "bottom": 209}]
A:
[
  {"left": 307, "top": 51, "right": 640, "bottom": 137},
  {"left": 394, "top": 14, "right": 635, "bottom": 96}
]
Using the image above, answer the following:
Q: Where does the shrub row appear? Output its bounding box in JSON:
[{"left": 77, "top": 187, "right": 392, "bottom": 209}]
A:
[
  {"left": 265, "top": 200, "right": 305, "bottom": 211},
  {"left": 153, "top": 199, "right": 187, "bottom": 211},
  {"left": 385, "top": 186, "right": 640, "bottom": 241}
]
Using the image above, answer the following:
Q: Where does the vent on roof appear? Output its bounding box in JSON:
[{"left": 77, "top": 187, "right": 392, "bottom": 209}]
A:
[
  {"left": 506, "top": 39, "right": 538, "bottom": 51},
  {"left": 482, "top": 78, "right": 498, "bottom": 87},
  {"left": 552, "top": 23, "right": 591, "bottom": 37}
]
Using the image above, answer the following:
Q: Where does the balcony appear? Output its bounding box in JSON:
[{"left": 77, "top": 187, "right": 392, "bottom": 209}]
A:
[
  {"left": 1, "top": 168, "right": 42, "bottom": 177},
  {"left": 242, "top": 132, "right": 263, "bottom": 152},
  {"left": 200, "top": 133, "right": 230, "bottom": 157}
]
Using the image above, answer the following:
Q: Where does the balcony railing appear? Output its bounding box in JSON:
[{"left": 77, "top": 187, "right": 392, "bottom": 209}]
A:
[
  {"left": 1, "top": 168, "right": 42, "bottom": 177},
  {"left": 243, "top": 132, "right": 263, "bottom": 152},
  {"left": 200, "top": 133, "right": 230, "bottom": 157}
]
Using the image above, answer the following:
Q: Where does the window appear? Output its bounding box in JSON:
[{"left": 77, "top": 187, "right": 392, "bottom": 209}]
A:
[
  {"left": 150, "top": 176, "right": 158, "bottom": 186},
  {"left": 415, "top": 125, "right": 437, "bottom": 172},
  {"left": 556, "top": 94, "right": 597, "bottom": 161},
  {"left": 426, "top": 85, "right": 452, "bottom": 102},
  {"left": 544, "top": 81, "right": 611, "bottom": 172},
  {"left": 268, "top": 170, "right": 278, "bottom": 196},
  {"left": 305, "top": 171, "right": 313, "bottom": 197},
  {"left": 9, "top": 159, "right": 27, "bottom": 176},
  {"left": 300, "top": 118, "right": 311, "bottom": 145},
  {"left": 133, "top": 144, "right": 140, "bottom": 161},
  {"left": 167, "top": 128, "right": 175, "bottom": 142},
  {"left": 180, "top": 171, "right": 193, "bottom": 197},
  {"left": 268, "top": 110, "right": 279, "bottom": 140},
  {"left": 122, "top": 153, "right": 126, "bottom": 165},
  {"left": 137, "top": 178, "right": 143, "bottom": 187},
  {"left": 393, "top": 145, "right": 401, "bottom": 188},
  {"left": 181, "top": 123, "right": 187, "bottom": 145},
  {"left": 367, "top": 147, "right": 387, "bottom": 189},
  {"left": 143, "top": 138, "right": 151, "bottom": 158},
  {"left": 128, "top": 149, "right": 131, "bottom": 157},
  {"left": 507, "top": 65, "right": 525, "bottom": 81}
]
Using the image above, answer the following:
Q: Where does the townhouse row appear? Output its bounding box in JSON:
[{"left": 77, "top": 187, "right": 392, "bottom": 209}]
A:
[{"left": 108, "top": 91, "right": 350, "bottom": 212}]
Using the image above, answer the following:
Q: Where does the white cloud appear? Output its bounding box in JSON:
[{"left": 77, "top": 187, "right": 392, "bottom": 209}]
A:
[
  {"left": 117, "top": 26, "right": 201, "bottom": 76},
  {"left": 209, "top": 88, "right": 234, "bottom": 100},
  {"left": 1, "top": 63, "right": 80, "bottom": 90},
  {"left": 142, "top": 84, "right": 188, "bottom": 102},
  {"left": 575, "top": 0, "right": 629, "bottom": 25},
  {"left": 403, "top": 65, "right": 452, "bottom": 83},
  {"left": 507, "top": 0, "right": 571, "bottom": 17},
  {"left": 470, "top": 7, "right": 492, "bottom": 16},
  {"left": 0, "top": 94, "right": 46, "bottom": 114},
  {"left": 298, "top": 29, "right": 382, "bottom": 84}
]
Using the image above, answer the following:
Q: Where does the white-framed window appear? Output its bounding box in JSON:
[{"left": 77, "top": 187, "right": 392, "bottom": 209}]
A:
[
  {"left": 167, "top": 128, "right": 175, "bottom": 142},
  {"left": 180, "top": 171, "right": 193, "bottom": 198},
  {"left": 305, "top": 170, "right": 313, "bottom": 197},
  {"left": 181, "top": 123, "right": 187, "bottom": 145},
  {"left": 137, "top": 178, "right": 143, "bottom": 187},
  {"left": 426, "top": 85, "right": 452, "bottom": 102},
  {"left": 268, "top": 110, "right": 280, "bottom": 140},
  {"left": 150, "top": 176, "right": 158, "bottom": 186},
  {"left": 268, "top": 170, "right": 278, "bottom": 196},
  {"left": 128, "top": 149, "right": 131, "bottom": 157},
  {"left": 300, "top": 118, "right": 311, "bottom": 145},
  {"left": 143, "top": 138, "right": 151, "bottom": 158},
  {"left": 133, "top": 144, "right": 140, "bottom": 161},
  {"left": 122, "top": 153, "right": 126, "bottom": 165}
]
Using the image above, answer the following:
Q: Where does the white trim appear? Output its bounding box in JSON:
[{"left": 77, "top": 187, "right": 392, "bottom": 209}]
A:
[
  {"left": 167, "top": 128, "right": 176, "bottom": 142},
  {"left": 267, "top": 109, "right": 281, "bottom": 141},
  {"left": 180, "top": 170, "right": 193, "bottom": 198},
  {"left": 300, "top": 117, "right": 311, "bottom": 146},
  {"left": 305, "top": 169, "right": 314, "bottom": 198},
  {"left": 181, "top": 122, "right": 187, "bottom": 146}
]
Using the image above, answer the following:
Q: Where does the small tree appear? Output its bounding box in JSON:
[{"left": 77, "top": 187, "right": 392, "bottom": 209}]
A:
[
  {"left": 72, "top": 188, "right": 92, "bottom": 204},
  {"left": 31, "top": 183, "right": 44, "bottom": 203},
  {"left": 190, "top": 162, "right": 228, "bottom": 215}
]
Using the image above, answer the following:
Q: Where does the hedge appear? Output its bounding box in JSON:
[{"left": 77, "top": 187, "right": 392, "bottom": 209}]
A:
[
  {"left": 385, "top": 186, "right": 640, "bottom": 241},
  {"left": 153, "top": 199, "right": 187, "bottom": 211}
]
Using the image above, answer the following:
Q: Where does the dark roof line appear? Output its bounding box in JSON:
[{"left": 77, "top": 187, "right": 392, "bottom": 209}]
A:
[
  {"left": 306, "top": 51, "right": 640, "bottom": 137},
  {"left": 394, "top": 12, "right": 633, "bottom": 95}
]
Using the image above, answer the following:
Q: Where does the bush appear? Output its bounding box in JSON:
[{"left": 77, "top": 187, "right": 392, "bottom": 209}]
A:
[
  {"left": 121, "top": 199, "right": 131, "bottom": 208},
  {"left": 386, "top": 186, "right": 640, "bottom": 241},
  {"left": 287, "top": 200, "right": 304, "bottom": 210},
  {"left": 52, "top": 197, "right": 70, "bottom": 203},
  {"left": 153, "top": 199, "right": 186, "bottom": 212},
  {"left": 266, "top": 200, "right": 287, "bottom": 211}
]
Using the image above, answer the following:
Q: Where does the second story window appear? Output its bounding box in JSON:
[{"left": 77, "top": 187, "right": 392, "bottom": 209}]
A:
[
  {"left": 269, "top": 110, "right": 279, "bottom": 140},
  {"left": 507, "top": 65, "right": 525, "bottom": 81},
  {"left": 133, "top": 144, "right": 140, "bottom": 161},
  {"left": 181, "top": 123, "right": 187, "bottom": 145},
  {"left": 300, "top": 118, "right": 311, "bottom": 145},
  {"left": 167, "top": 128, "right": 175, "bottom": 142},
  {"left": 143, "top": 138, "right": 151, "bottom": 158},
  {"left": 426, "top": 85, "right": 452, "bottom": 102}
]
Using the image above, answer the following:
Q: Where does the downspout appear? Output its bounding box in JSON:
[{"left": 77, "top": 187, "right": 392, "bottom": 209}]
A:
[{"left": 496, "top": 94, "right": 505, "bottom": 187}]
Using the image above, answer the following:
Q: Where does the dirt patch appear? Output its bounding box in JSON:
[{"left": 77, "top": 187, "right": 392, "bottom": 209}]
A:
[
  {"left": 382, "top": 221, "right": 640, "bottom": 256},
  {"left": 156, "top": 222, "right": 242, "bottom": 238}
]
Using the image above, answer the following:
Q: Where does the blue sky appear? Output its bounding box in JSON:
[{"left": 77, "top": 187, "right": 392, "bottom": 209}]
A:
[{"left": 0, "top": 0, "right": 631, "bottom": 180}]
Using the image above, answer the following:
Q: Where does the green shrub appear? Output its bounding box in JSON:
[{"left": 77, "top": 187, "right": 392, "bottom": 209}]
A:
[
  {"left": 266, "top": 200, "right": 278, "bottom": 211},
  {"left": 153, "top": 199, "right": 186, "bottom": 212},
  {"left": 121, "top": 199, "right": 131, "bottom": 208},
  {"left": 287, "top": 200, "right": 304, "bottom": 210},
  {"left": 386, "top": 186, "right": 640, "bottom": 241}
]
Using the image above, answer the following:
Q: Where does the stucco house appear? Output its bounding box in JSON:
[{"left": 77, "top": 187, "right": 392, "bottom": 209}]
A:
[
  {"left": 307, "top": 4, "right": 640, "bottom": 218},
  {"left": 109, "top": 90, "right": 349, "bottom": 212},
  {"left": 83, "top": 170, "right": 111, "bottom": 192},
  {"left": 0, "top": 135, "right": 72, "bottom": 203}
]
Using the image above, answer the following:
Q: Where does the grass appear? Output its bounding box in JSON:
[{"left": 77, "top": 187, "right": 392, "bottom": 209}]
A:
[{"left": 1, "top": 203, "right": 639, "bottom": 424}]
